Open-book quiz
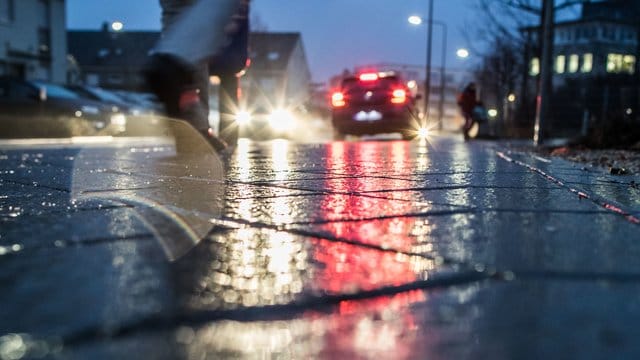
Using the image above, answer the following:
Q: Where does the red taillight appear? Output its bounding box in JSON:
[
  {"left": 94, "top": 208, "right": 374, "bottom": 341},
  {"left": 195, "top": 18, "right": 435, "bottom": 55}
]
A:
[
  {"left": 359, "top": 73, "right": 379, "bottom": 82},
  {"left": 331, "top": 92, "right": 346, "bottom": 107},
  {"left": 391, "top": 89, "right": 407, "bottom": 104}
]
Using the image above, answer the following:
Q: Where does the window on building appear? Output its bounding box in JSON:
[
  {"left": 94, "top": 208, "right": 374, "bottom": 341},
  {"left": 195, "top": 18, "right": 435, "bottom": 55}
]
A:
[
  {"left": 0, "top": 0, "right": 14, "bottom": 23},
  {"left": 607, "top": 53, "right": 636, "bottom": 74},
  {"left": 568, "top": 54, "right": 579, "bottom": 73},
  {"left": 530, "top": 57, "right": 540, "bottom": 76},
  {"left": 581, "top": 53, "right": 593, "bottom": 73},
  {"left": 556, "top": 55, "right": 566, "bottom": 74}
]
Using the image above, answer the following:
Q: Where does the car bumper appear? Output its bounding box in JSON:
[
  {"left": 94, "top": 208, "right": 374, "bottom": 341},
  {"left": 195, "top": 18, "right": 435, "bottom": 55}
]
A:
[{"left": 332, "top": 107, "right": 413, "bottom": 135}]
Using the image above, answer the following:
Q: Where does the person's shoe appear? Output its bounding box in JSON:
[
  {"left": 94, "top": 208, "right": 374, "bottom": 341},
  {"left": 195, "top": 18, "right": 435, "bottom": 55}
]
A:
[{"left": 199, "top": 128, "right": 229, "bottom": 153}]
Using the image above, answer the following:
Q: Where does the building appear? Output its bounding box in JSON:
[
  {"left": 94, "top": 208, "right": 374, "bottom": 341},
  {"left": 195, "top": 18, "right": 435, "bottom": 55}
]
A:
[
  {"left": 522, "top": 0, "right": 639, "bottom": 134},
  {"left": 241, "top": 32, "right": 312, "bottom": 110},
  {"left": 0, "top": 0, "right": 67, "bottom": 82},
  {"left": 67, "top": 25, "right": 159, "bottom": 90},
  {"left": 527, "top": 3, "right": 637, "bottom": 81}
]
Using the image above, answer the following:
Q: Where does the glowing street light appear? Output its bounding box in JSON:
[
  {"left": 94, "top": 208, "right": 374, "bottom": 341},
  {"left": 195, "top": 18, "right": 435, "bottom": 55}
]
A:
[
  {"left": 408, "top": 15, "right": 423, "bottom": 25},
  {"left": 456, "top": 48, "right": 469, "bottom": 59},
  {"left": 111, "top": 21, "right": 124, "bottom": 32}
]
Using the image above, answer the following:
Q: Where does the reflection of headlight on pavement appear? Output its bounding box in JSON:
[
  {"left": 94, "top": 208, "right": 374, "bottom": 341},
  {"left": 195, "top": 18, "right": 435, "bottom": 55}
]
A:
[
  {"left": 110, "top": 113, "right": 127, "bottom": 126},
  {"left": 235, "top": 111, "right": 252, "bottom": 125},
  {"left": 268, "top": 109, "right": 294, "bottom": 131}
]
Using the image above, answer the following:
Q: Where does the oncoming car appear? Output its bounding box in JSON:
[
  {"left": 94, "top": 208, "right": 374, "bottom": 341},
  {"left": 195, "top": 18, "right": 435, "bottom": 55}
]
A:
[
  {"left": 331, "top": 72, "right": 419, "bottom": 140},
  {"left": 235, "top": 104, "right": 299, "bottom": 139}
]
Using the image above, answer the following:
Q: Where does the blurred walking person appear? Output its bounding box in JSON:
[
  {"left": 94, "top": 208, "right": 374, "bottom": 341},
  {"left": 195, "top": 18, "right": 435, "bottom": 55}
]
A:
[
  {"left": 457, "top": 82, "right": 478, "bottom": 141},
  {"left": 144, "top": 0, "right": 248, "bottom": 152}
]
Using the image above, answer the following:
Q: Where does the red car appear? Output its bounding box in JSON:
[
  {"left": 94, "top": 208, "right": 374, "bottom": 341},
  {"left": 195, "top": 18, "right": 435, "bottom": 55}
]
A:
[{"left": 331, "top": 72, "right": 419, "bottom": 140}]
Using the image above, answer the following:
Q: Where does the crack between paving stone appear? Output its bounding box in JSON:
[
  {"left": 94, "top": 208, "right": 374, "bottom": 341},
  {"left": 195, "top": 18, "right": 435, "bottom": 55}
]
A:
[
  {"left": 31, "top": 265, "right": 640, "bottom": 350},
  {"left": 510, "top": 269, "right": 640, "bottom": 283},
  {"left": 59, "top": 270, "right": 492, "bottom": 348},
  {"left": 226, "top": 189, "right": 472, "bottom": 209},
  {"left": 0, "top": 204, "right": 135, "bottom": 220},
  {"left": 0, "top": 234, "right": 156, "bottom": 260},
  {"left": 496, "top": 151, "right": 640, "bottom": 225},
  {"left": 208, "top": 217, "right": 459, "bottom": 265},
  {"left": 1, "top": 179, "right": 71, "bottom": 193}
]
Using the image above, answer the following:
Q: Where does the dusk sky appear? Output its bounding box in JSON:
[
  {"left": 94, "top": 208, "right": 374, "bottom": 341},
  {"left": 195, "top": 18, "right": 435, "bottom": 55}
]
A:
[{"left": 66, "top": 0, "right": 482, "bottom": 83}]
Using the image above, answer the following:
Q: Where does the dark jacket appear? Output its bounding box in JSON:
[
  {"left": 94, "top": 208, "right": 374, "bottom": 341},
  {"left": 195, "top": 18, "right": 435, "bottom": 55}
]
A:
[{"left": 457, "top": 85, "right": 477, "bottom": 114}]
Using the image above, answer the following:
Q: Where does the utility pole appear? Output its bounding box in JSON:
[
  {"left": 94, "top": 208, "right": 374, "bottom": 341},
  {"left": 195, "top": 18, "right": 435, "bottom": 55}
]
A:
[
  {"left": 424, "top": 0, "right": 434, "bottom": 123},
  {"left": 534, "top": 0, "right": 555, "bottom": 146},
  {"left": 438, "top": 23, "right": 447, "bottom": 130}
]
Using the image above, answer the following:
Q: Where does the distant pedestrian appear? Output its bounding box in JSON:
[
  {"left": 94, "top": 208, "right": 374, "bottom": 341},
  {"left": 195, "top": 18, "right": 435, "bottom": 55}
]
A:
[{"left": 457, "top": 82, "right": 478, "bottom": 141}]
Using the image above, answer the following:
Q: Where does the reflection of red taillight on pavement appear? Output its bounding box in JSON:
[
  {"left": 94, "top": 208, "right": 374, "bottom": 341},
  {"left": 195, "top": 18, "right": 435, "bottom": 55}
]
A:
[
  {"left": 391, "top": 89, "right": 407, "bottom": 104},
  {"left": 331, "top": 92, "right": 346, "bottom": 107}
]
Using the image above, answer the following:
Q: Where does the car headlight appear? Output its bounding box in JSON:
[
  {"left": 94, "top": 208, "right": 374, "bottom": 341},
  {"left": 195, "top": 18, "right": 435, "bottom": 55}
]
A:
[
  {"left": 268, "top": 109, "right": 294, "bottom": 131},
  {"left": 236, "top": 111, "right": 252, "bottom": 125},
  {"left": 110, "top": 113, "right": 127, "bottom": 126}
]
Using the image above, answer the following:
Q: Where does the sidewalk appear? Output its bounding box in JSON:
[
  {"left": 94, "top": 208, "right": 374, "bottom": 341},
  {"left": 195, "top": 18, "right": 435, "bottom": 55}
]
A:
[{"left": 1, "top": 135, "right": 639, "bottom": 359}]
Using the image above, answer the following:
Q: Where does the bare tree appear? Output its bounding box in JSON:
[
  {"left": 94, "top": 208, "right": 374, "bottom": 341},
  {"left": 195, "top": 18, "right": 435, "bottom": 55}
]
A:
[
  {"left": 250, "top": 12, "right": 269, "bottom": 32},
  {"left": 468, "top": 0, "right": 594, "bottom": 139}
]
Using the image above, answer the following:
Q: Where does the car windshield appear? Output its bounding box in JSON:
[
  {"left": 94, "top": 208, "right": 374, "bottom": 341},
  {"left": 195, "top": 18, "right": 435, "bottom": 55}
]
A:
[
  {"left": 32, "top": 81, "right": 81, "bottom": 100},
  {"left": 88, "top": 86, "right": 127, "bottom": 103},
  {"left": 342, "top": 76, "right": 402, "bottom": 92}
]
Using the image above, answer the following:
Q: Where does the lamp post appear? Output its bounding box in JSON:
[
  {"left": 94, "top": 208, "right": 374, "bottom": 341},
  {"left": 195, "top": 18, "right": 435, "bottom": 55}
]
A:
[
  {"left": 408, "top": 13, "right": 448, "bottom": 129},
  {"left": 425, "top": 0, "right": 434, "bottom": 125}
]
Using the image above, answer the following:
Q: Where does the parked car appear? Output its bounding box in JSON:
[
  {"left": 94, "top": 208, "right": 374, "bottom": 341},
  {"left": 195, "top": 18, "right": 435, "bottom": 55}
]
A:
[
  {"left": 331, "top": 72, "right": 419, "bottom": 140},
  {"left": 0, "top": 77, "right": 127, "bottom": 138},
  {"left": 112, "top": 90, "right": 164, "bottom": 113},
  {"left": 66, "top": 85, "right": 157, "bottom": 116}
]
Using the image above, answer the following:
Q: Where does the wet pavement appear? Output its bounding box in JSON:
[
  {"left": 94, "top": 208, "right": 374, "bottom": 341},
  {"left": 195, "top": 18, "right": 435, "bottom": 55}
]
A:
[{"left": 1, "top": 134, "right": 640, "bottom": 359}]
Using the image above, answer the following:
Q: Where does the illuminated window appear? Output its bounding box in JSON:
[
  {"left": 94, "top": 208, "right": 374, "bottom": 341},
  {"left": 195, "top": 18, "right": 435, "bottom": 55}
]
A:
[
  {"left": 556, "top": 55, "right": 566, "bottom": 74},
  {"left": 568, "top": 54, "right": 579, "bottom": 73},
  {"left": 530, "top": 57, "right": 540, "bottom": 76},
  {"left": 607, "top": 53, "right": 636, "bottom": 74},
  {"left": 623, "top": 55, "right": 636, "bottom": 74},
  {"left": 581, "top": 53, "right": 593, "bottom": 73}
]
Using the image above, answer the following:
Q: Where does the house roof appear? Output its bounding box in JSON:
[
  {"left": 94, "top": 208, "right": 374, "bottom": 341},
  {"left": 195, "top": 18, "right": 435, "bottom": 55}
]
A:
[
  {"left": 68, "top": 30, "right": 159, "bottom": 69},
  {"left": 248, "top": 32, "right": 302, "bottom": 72},
  {"left": 68, "top": 29, "right": 306, "bottom": 73}
]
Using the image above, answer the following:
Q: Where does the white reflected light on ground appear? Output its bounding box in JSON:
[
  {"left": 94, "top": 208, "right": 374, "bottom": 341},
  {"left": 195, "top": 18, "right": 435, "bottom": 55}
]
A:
[
  {"left": 182, "top": 320, "right": 323, "bottom": 359},
  {"left": 236, "top": 138, "right": 252, "bottom": 181},
  {"left": 271, "top": 139, "right": 290, "bottom": 180}
]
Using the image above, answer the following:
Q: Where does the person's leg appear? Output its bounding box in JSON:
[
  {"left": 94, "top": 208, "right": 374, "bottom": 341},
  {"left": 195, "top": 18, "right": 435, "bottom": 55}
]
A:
[
  {"left": 147, "top": 0, "right": 241, "bottom": 151},
  {"left": 463, "top": 112, "right": 472, "bottom": 140}
]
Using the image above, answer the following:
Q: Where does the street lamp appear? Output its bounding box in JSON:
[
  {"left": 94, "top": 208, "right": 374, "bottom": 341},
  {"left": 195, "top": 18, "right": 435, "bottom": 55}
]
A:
[
  {"left": 456, "top": 48, "right": 470, "bottom": 59},
  {"left": 111, "top": 21, "right": 124, "bottom": 32},
  {"left": 408, "top": 14, "right": 448, "bottom": 129}
]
